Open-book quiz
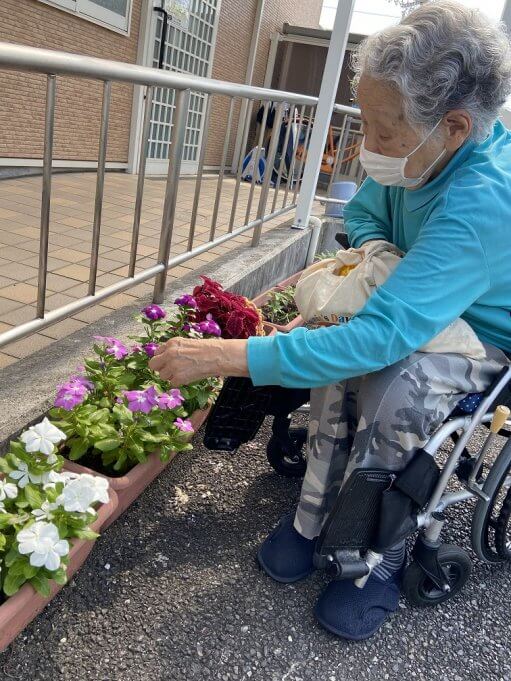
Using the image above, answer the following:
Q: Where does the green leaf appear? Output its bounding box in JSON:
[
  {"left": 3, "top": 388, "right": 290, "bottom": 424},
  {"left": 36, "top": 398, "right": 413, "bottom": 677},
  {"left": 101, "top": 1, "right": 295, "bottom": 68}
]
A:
[
  {"left": 30, "top": 572, "right": 51, "bottom": 597},
  {"left": 24, "top": 484, "right": 44, "bottom": 509},
  {"left": 68, "top": 439, "right": 89, "bottom": 461},
  {"left": 95, "top": 438, "right": 122, "bottom": 452},
  {"left": 73, "top": 528, "right": 99, "bottom": 541},
  {"left": 3, "top": 569, "right": 27, "bottom": 596},
  {"left": 51, "top": 567, "right": 68, "bottom": 586}
]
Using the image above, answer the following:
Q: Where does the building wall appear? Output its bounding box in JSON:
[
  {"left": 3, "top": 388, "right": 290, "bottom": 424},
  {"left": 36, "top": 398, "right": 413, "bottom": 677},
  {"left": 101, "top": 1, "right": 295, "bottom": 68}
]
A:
[
  {"left": 204, "top": 0, "right": 323, "bottom": 167},
  {"left": 0, "top": 0, "right": 143, "bottom": 163}
]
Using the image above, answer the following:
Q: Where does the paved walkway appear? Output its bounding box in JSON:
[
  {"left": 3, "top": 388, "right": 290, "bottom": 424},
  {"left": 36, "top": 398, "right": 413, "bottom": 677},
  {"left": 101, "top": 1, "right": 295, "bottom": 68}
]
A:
[
  {"left": 0, "top": 419, "right": 509, "bottom": 680},
  {"left": 0, "top": 172, "right": 295, "bottom": 367}
]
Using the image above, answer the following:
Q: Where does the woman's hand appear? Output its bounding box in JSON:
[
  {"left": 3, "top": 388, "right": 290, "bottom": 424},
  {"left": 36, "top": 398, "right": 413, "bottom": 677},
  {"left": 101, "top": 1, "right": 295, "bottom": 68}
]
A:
[{"left": 148, "top": 337, "right": 249, "bottom": 386}]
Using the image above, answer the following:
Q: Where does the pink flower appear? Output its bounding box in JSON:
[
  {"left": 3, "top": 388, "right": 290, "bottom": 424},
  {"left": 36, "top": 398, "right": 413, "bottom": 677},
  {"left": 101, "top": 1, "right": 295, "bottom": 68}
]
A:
[
  {"left": 142, "top": 304, "right": 166, "bottom": 320},
  {"left": 94, "top": 336, "right": 129, "bottom": 360},
  {"left": 175, "top": 418, "right": 194, "bottom": 433},
  {"left": 158, "top": 389, "right": 184, "bottom": 410},
  {"left": 123, "top": 386, "right": 159, "bottom": 414},
  {"left": 54, "top": 376, "right": 90, "bottom": 410},
  {"left": 143, "top": 342, "right": 159, "bottom": 358},
  {"left": 192, "top": 314, "right": 221, "bottom": 337},
  {"left": 174, "top": 294, "right": 197, "bottom": 309}
]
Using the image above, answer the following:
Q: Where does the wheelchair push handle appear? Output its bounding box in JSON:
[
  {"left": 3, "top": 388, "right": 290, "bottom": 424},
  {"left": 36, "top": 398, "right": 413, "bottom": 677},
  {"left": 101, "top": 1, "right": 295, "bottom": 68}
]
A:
[{"left": 490, "top": 405, "right": 511, "bottom": 434}]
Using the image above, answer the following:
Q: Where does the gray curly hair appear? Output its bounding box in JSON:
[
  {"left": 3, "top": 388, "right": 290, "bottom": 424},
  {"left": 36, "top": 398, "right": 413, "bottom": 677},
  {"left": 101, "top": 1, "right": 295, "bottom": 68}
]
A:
[{"left": 352, "top": 0, "right": 511, "bottom": 141}]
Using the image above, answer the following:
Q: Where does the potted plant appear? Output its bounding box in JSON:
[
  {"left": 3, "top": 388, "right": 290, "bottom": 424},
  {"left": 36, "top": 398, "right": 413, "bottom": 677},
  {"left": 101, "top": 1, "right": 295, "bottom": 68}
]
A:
[
  {"left": 0, "top": 417, "right": 117, "bottom": 651},
  {"left": 49, "top": 298, "right": 222, "bottom": 524}
]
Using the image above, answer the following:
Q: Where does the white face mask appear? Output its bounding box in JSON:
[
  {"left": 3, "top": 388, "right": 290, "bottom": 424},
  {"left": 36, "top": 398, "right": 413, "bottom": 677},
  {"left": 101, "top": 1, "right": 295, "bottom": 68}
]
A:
[{"left": 359, "top": 119, "right": 446, "bottom": 188}]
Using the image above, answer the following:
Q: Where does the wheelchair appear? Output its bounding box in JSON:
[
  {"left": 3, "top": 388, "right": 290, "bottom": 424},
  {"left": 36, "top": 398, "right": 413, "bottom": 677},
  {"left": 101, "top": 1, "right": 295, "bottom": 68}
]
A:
[{"left": 204, "top": 363, "right": 511, "bottom": 606}]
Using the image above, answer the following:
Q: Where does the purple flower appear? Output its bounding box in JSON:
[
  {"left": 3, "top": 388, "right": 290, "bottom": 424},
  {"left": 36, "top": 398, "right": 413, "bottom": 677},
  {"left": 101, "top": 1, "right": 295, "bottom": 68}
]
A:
[
  {"left": 131, "top": 343, "right": 143, "bottom": 354},
  {"left": 123, "top": 386, "right": 159, "bottom": 414},
  {"left": 174, "top": 294, "right": 197, "bottom": 309},
  {"left": 55, "top": 391, "right": 86, "bottom": 410},
  {"left": 69, "top": 375, "right": 94, "bottom": 390},
  {"left": 93, "top": 336, "right": 129, "bottom": 360},
  {"left": 175, "top": 418, "right": 194, "bottom": 433},
  {"left": 143, "top": 342, "right": 159, "bottom": 358},
  {"left": 192, "top": 314, "right": 222, "bottom": 337},
  {"left": 182, "top": 323, "right": 191, "bottom": 333},
  {"left": 158, "top": 389, "right": 184, "bottom": 410},
  {"left": 142, "top": 304, "right": 166, "bottom": 321}
]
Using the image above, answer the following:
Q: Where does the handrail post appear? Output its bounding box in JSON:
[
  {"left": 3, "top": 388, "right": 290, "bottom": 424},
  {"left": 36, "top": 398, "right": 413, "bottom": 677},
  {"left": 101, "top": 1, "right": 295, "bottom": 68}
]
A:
[
  {"left": 88, "top": 80, "right": 112, "bottom": 296},
  {"left": 36, "top": 74, "right": 57, "bottom": 319},
  {"left": 153, "top": 88, "right": 191, "bottom": 304}
]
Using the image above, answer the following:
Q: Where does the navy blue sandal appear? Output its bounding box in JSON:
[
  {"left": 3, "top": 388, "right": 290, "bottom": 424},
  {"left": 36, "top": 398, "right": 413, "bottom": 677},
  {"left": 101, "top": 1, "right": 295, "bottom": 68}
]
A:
[{"left": 257, "top": 512, "right": 316, "bottom": 583}]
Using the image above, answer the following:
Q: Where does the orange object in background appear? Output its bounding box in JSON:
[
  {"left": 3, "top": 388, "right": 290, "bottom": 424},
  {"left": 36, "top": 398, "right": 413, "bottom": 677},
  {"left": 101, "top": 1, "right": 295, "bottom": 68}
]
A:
[{"left": 296, "top": 122, "right": 361, "bottom": 175}]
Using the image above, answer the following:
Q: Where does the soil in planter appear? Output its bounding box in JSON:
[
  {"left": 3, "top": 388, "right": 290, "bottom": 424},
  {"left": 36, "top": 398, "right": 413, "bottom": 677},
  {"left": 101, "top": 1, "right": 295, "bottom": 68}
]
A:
[
  {"left": 63, "top": 449, "right": 129, "bottom": 478},
  {"left": 261, "top": 286, "right": 298, "bottom": 326}
]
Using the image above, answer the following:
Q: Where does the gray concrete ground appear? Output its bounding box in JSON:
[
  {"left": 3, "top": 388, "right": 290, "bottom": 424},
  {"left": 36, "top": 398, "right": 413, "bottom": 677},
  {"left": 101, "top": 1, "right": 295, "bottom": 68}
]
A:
[{"left": 0, "top": 419, "right": 510, "bottom": 681}]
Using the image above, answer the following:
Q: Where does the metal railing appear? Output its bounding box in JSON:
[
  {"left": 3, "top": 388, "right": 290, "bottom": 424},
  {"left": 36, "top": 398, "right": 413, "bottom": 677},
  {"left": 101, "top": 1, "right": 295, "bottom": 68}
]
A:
[{"left": 0, "top": 42, "right": 359, "bottom": 349}]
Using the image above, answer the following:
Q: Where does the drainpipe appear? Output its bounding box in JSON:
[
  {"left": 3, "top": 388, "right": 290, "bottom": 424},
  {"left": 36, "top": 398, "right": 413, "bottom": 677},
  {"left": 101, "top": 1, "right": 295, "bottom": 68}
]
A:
[
  {"left": 292, "top": 0, "right": 356, "bottom": 230},
  {"left": 231, "top": 0, "right": 266, "bottom": 174}
]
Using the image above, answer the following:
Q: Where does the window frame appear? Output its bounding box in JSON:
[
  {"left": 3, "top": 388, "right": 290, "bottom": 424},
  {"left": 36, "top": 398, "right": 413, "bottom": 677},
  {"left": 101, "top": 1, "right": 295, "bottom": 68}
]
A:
[{"left": 37, "top": 0, "right": 133, "bottom": 35}]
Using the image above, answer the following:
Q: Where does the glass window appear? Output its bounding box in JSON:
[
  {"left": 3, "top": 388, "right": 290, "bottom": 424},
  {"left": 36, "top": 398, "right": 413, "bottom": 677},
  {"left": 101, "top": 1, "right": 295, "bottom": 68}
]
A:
[{"left": 38, "top": 0, "right": 131, "bottom": 33}]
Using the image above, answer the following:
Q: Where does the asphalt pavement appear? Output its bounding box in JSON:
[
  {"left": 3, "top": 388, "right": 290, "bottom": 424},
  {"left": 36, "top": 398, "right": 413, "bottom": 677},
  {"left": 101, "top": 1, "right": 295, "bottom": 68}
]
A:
[{"left": 1, "top": 420, "right": 510, "bottom": 681}]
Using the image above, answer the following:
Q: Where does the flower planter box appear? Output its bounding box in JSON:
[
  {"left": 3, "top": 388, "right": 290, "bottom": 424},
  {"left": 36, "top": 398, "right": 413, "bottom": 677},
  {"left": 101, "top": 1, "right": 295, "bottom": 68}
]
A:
[
  {"left": 0, "top": 488, "right": 118, "bottom": 652},
  {"left": 252, "top": 271, "right": 305, "bottom": 333},
  {"left": 63, "top": 408, "right": 210, "bottom": 528}
]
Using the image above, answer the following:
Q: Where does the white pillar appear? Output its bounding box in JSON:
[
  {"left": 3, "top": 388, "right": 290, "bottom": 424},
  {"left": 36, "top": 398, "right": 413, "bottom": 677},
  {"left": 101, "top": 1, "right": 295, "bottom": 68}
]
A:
[
  {"left": 502, "top": 0, "right": 511, "bottom": 31},
  {"left": 292, "top": 0, "right": 356, "bottom": 229}
]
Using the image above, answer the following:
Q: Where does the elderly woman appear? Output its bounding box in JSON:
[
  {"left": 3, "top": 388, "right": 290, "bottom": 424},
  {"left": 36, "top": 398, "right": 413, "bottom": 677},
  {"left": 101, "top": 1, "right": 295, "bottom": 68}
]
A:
[{"left": 151, "top": 1, "right": 511, "bottom": 639}]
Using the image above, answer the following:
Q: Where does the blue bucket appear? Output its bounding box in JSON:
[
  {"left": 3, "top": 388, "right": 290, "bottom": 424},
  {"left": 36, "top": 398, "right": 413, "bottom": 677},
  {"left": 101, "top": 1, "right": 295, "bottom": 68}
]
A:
[{"left": 325, "top": 181, "right": 357, "bottom": 217}]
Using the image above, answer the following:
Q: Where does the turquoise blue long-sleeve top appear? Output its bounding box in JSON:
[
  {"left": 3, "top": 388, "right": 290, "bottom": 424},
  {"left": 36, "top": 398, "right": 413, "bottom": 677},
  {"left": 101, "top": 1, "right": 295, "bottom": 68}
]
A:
[{"left": 247, "top": 121, "right": 511, "bottom": 388}]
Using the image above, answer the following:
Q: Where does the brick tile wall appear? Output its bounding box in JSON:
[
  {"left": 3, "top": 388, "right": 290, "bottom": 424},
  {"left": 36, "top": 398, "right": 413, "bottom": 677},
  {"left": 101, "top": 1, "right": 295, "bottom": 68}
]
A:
[{"left": 0, "top": 0, "right": 142, "bottom": 163}]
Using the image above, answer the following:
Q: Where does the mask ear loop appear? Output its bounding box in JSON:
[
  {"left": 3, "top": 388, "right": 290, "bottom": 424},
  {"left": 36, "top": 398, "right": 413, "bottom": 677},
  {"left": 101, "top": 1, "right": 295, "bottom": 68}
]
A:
[{"left": 402, "top": 118, "right": 445, "bottom": 182}]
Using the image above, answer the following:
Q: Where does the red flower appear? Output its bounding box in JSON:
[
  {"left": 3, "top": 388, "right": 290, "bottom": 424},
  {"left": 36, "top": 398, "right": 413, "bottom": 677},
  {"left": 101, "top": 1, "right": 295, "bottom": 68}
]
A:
[{"left": 192, "top": 276, "right": 263, "bottom": 339}]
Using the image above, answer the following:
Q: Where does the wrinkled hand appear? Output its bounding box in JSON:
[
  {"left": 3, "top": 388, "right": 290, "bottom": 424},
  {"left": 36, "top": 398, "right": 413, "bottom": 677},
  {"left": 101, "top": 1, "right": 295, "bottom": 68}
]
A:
[{"left": 148, "top": 337, "right": 249, "bottom": 386}]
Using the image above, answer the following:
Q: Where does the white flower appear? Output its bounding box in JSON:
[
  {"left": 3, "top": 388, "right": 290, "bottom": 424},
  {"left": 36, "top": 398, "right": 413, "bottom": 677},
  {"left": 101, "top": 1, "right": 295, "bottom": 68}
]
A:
[
  {"left": 9, "top": 462, "right": 43, "bottom": 489},
  {"left": 32, "top": 500, "right": 59, "bottom": 521},
  {"left": 20, "top": 418, "right": 67, "bottom": 463},
  {"left": 17, "top": 521, "right": 69, "bottom": 571},
  {"left": 0, "top": 502, "right": 6, "bottom": 514},
  {"left": 41, "top": 470, "right": 67, "bottom": 490},
  {"left": 57, "top": 474, "right": 108, "bottom": 514},
  {"left": 0, "top": 480, "right": 18, "bottom": 502}
]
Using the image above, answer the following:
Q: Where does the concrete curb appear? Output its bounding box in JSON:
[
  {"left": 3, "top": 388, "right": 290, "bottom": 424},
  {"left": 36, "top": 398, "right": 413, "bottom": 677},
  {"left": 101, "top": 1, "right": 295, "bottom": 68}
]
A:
[{"left": 0, "top": 222, "right": 312, "bottom": 449}]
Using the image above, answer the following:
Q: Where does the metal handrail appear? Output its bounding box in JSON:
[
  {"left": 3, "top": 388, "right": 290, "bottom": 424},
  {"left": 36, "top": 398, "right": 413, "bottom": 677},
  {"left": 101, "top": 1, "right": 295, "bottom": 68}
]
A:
[
  {"left": 0, "top": 42, "right": 360, "bottom": 114},
  {"left": 0, "top": 42, "right": 360, "bottom": 351}
]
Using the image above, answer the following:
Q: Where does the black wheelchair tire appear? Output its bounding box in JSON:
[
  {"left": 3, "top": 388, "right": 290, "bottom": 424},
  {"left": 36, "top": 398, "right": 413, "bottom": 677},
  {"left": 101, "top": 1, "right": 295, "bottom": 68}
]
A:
[
  {"left": 403, "top": 545, "right": 472, "bottom": 607},
  {"left": 471, "top": 438, "right": 511, "bottom": 563},
  {"left": 266, "top": 428, "right": 307, "bottom": 478},
  {"left": 495, "top": 487, "right": 511, "bottom": 561}
]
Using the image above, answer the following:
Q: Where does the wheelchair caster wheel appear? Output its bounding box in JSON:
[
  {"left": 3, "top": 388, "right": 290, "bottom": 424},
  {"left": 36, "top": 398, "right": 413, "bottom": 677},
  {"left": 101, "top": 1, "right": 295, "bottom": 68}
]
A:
[
  {"left": 266, "top": 427, "right": 307, "bottom": 478},
  {"left": 403, "top": 545, "right": 472, "bottom": 607},
  {"left": 495, "top": 488, "right": 511, "bottom": 561}
]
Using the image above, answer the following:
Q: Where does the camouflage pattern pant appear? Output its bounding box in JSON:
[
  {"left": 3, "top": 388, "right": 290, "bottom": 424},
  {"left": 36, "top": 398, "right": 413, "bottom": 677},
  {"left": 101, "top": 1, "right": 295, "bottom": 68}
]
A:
[{"left": 294, "top": 345, "right": 508, "bottom": 540}]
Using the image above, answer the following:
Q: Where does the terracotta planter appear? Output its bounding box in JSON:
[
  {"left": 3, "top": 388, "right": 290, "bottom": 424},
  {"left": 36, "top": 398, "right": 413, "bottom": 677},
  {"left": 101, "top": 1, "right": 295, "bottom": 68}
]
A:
[
  {"left": 0, "top": 489, "right": 118, "bottom": 652},
  {"left": 64, "top": 407, "right": 210, "bottom": 528},
  {"left": 252, "top": 274, "right": 304, "bottom": 334}
]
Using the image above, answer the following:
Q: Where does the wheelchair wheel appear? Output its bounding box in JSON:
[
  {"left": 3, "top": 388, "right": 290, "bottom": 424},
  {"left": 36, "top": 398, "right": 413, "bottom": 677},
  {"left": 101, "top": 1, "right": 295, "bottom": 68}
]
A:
[
  {"left": 471, "top": 439, "right": 511, "bottom": 563},
  {"left": 495, "top": 487, "right": 511, "bottom": 561},
  {"left": 403, "top": 545, "right": 472, "bottom": 607},
  {"left": 266, "top": 427, "right": 307, "bottom": 478}
]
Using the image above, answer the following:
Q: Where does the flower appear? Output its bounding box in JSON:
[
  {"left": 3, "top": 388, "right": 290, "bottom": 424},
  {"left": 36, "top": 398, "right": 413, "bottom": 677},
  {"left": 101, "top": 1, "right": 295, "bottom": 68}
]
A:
[
  {"left": 55, "top": 379, "right": 89, "bottom": 410},
  {"left": 20, "top": 418, "right": 67, "bottom": 463},
  {"left": 69, "top": 374, "right": 94, "bottom": 390},
  {"left": 32, "top": 500, "right": 59, "bottom": 521},
  {"left": 175, "top": 418, "right": 194, "bottom": 433},
  {"left": 41, "top": 470, "right": 68, "bottom": 490},
  {"left": 192, "top": 313, "right": 222, "bottom": 337},
  {"left": 9, "top": 462, "right": 43, "bottom": 488},
  {"left": 143, "top": 342, "right": 159, "bottom": 358},
  {"left": 17, "top": 521, "right": 69, "bottom": 571},
  {"left": 158, "top": 389, "right": 184, "bottom": 410},
  {"left": 131, "top": 343, "right": 143, "bottom": 354},
  {"left": 93, "top": 336, "right": 129, "bottom": 360},
  {"left": 174, "top": 294, "right": 197, "bottom": 309},
  {"left": 123, "top": 386, "right": 159, "bottom": 414},
  {"left": 57, "top": 473, "right": 109, "bottom": 513},
  {"left": 142, "top": 304, "right": 166, "bottom": 320},
  {"left": 0, "top": 480, "right": 18, "bottom": 502}
]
